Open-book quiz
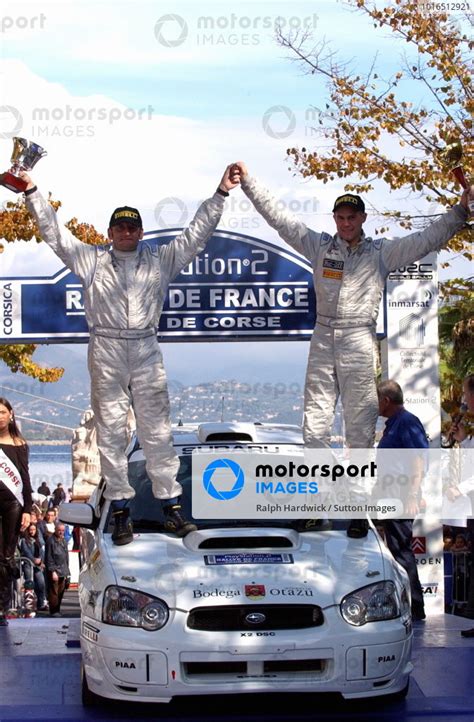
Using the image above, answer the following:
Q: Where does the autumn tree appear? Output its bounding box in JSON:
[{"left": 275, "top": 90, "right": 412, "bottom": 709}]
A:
[
  {"left": 439, "top": 277, "right": 474, "bottom": 432},
  {"left": 0, "top": 195, "right": 105, "bottom": 381},
  {"left": 279, "top": 0, "right": 472, "bottom": 253},
  {"left": 278, "top": 0, "right": 473, "bottom": 427}
]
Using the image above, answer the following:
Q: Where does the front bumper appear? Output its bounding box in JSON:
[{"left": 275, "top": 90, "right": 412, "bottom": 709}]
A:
[{"left": 81, "top": 607, "right": 413, "bottom": 702}]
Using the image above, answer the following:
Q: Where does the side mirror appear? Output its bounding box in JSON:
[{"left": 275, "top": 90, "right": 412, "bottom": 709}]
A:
[{"left": 58, "top": 502, "right": 100, "bottom": 530}]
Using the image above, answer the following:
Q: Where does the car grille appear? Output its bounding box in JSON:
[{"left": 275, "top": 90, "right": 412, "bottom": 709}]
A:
[
  {"left": 184, "top": 659, "right": 325, "bottom": 676},
  {"left": 187, "top": 604, "right": 324, "bottom": 631}
]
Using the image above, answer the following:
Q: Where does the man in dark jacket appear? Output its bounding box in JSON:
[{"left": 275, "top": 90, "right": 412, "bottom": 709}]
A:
[
  {"left": 37, "top": 482, "right": 51, "bottom": 497},
  {"left": 51, "top": 483, "right": 66, "bottom": 507},
  {"left": 376, "top": 380, "right": 427, "bottom": 621},
  {"left": 45, "top": 523, "right": 70, "bottom": 617}
]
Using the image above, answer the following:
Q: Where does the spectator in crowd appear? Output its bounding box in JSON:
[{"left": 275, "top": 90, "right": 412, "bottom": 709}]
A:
[
  {"left": 19, "top": 523, "right": 47, "bottom": 611},
  {"left": 453, "top": 533, "right": 469, "bottom": 552},
  {"left": 22, "top": 579, "right": 37, "bottom": 618},
  {"left": 37, "top": 482, "right": 51, "bottom": 497},
  {"left": 72, "top": 525, "right": 81, "bottom": 552},
  {"left": 63, "top": 523, "right": 73, "bottom": 548},
  {"left": 443, "top": 531, "right": 454, "bottom": 552},
  {"left": 0, "top": 397, "right": 32, "bottom": 627},
  {"left": 29, "top": 511, "right": 45, "bottom": 546},
  {"left": 45, "top": 522, "right": 70, "bottom": 617},
  {"left": 38, "top": 509, "right": 56, "bottom": 540},
  {"left": 31, "top": 492, "right": 49, "bottom": 514},
  {"left": 52, "top": 483, "right": 66, "bottom": 507},
  {"left": 376, "top": 380, "right": 427, "bottom": 621}
]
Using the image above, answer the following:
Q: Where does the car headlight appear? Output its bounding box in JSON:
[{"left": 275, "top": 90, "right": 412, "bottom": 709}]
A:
[
  {"left": 102, "top": 586, "right": 169, "bottom": 631},
  {"left": 400, "top": 585, "right": 411, "bottom": 619},
  {"left": 340, "top": 581, "right": 401, "bottom": 626}
]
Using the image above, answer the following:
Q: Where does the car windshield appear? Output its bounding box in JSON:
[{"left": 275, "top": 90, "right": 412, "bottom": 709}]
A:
[{"left": 120, "top": 454, "right": 301, "bottom": 533}]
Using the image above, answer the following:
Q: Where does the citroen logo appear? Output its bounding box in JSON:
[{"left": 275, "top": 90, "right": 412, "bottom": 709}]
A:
[{"left": 245, "top": 612, "right": 266, "bottom": 625}]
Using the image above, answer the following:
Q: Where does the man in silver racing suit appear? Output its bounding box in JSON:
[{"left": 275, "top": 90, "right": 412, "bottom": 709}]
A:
[
  {"left": 233, "top": 161, "right": 471, "bottom": 536},
  {"left": 22, "top": 165, "right": 239, "bottom": 544}
]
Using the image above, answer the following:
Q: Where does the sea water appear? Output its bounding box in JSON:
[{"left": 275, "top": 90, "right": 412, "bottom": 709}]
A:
[{"left": 29, "top": 444, "right": 73, "bottom": 493}]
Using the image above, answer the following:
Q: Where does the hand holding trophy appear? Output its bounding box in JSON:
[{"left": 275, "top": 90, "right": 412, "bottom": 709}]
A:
[
  {"left": 439, "top": 139, "right": 474, "bottom": 217},
  {"left": 0, "top": 137, "right": 47, "bottom": 193}
]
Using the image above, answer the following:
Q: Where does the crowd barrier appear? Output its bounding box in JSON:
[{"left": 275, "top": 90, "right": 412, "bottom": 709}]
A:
[{"left": 7, "top": 550, "right": 80, "bottom": 617}]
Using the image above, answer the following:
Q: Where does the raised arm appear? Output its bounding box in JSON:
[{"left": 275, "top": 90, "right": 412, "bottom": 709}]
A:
[
  {"left": 20, "top": 172, "right": 97, "bottom": 285},
  {"left": 159, "top": 164, "right": 240, "bottom": 282},
  {"left": 234, "top": 161, "right": 319, "bottom": 261},
  {"left": 380, "top": 187, "right": 471, "bottom": 273}
]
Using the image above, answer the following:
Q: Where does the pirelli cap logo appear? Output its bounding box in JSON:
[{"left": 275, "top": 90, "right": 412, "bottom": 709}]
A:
[
  {"left": 109, "top": 205, "right": 143, "bottom": 228},
  {"left": 116, "top": 210, "right": 139, "bottom": 220},
  {"left": 332, "top": 193, "right": 365, "bottom": 213}
]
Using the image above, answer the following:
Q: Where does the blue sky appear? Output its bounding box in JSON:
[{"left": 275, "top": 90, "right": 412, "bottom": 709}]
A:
[
  {"left": 1, "top": 0, "right": 469, "bottom": 244},
  {"left": 0, "top": 0, "right": 470, "bottom": 386},
  {"left": 2, "top": 0, "right": 460, "bottom": 123},
  {"left": 2, "top": 1, "right": 411, "bottom": 115}
]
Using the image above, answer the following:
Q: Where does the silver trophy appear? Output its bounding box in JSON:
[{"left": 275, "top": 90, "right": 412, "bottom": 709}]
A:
[{"left": 0, "top": 137, "right": 47, "bottom": 193}]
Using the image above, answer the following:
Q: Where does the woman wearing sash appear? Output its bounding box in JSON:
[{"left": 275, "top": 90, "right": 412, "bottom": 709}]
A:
[{"left": 0, "top": 398, "right": 32, "bottom": 626}]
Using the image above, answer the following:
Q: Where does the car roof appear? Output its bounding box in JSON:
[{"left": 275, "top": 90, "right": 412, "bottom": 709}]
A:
[{"left": 128, "top": 421, "right": 303, "bottom": 455}]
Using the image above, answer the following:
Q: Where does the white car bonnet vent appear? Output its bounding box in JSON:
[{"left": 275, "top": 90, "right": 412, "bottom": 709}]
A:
[
  {"left": 183, "top": 528, "right": 299, "bottom": 552},
  {"left": 197, "top": 422, "right": 256, "bottom": 443},
  {"left": 198, "top": 535, "right": 294, "bottom": 549}
]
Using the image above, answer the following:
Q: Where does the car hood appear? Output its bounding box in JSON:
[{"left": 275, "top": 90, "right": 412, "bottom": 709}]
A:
[{"left": 103, "top": 528, "right": 388, "bottom": 610}]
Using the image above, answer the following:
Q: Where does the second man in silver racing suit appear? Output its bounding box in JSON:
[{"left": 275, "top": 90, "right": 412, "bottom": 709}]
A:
[
  {"left": 235, "top": 162, "right": 470, "bottom": 538},
  {"left": 22, "top": 165, "right": 240, "bottom": 543},
  {"left": 234, "top": 162, "right": 470, "bottom": 452}
]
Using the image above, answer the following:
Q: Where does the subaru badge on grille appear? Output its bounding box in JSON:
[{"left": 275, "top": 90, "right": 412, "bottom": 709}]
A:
[{"left": 245, "top": 612, "right": 266, "bottom": 625}]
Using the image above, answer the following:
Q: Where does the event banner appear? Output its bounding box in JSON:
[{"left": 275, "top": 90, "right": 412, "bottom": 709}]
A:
[
  {"left": 0, "top": 229, "right": 386, "bottom": 343},
  {"left": 383, "top": 253, "right": 440, "bottom": 441},
  {"left": 381, "top": 252, "right": 443, "bottom": 613}
]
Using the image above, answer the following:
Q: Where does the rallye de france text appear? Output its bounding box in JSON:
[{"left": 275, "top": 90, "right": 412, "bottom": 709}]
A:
[{"left": 255, "top": 460, "right": 377, "bottom": 494}]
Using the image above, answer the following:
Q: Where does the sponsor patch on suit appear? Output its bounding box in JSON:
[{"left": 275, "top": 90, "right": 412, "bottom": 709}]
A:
[{"left": 322, "top": 258, "right": 343, "bottom": 280}]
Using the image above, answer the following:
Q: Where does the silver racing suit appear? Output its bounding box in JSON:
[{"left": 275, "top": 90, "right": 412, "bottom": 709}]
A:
[
  {"left": 26, "top": 190, "right": 226, "bottom": 500},
  {"left": 241, "top": 176, "right": 467, "bottom": 448}
]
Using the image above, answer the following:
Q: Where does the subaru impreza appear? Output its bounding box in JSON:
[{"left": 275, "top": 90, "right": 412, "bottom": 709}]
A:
[{"left": 60, "top": 422, "right": 412, "bottom": 706}]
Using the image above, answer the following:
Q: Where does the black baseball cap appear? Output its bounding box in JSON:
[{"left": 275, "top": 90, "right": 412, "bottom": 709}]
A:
[
  {"left": 332, "top": 194, "right": 365, "bottom": 213},
  {"left": 109, "top": 206, "right": 143, "bottom": 229}
]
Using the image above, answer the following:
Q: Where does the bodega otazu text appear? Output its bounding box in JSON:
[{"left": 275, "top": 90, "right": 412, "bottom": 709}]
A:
[{"left": 192, "top": 448, "right": 473, "bottom": 522}]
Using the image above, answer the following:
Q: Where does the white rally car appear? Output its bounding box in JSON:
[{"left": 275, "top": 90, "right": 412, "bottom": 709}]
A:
[{"left": 60, "top": 422, "right": 413, "bottom": 706}]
